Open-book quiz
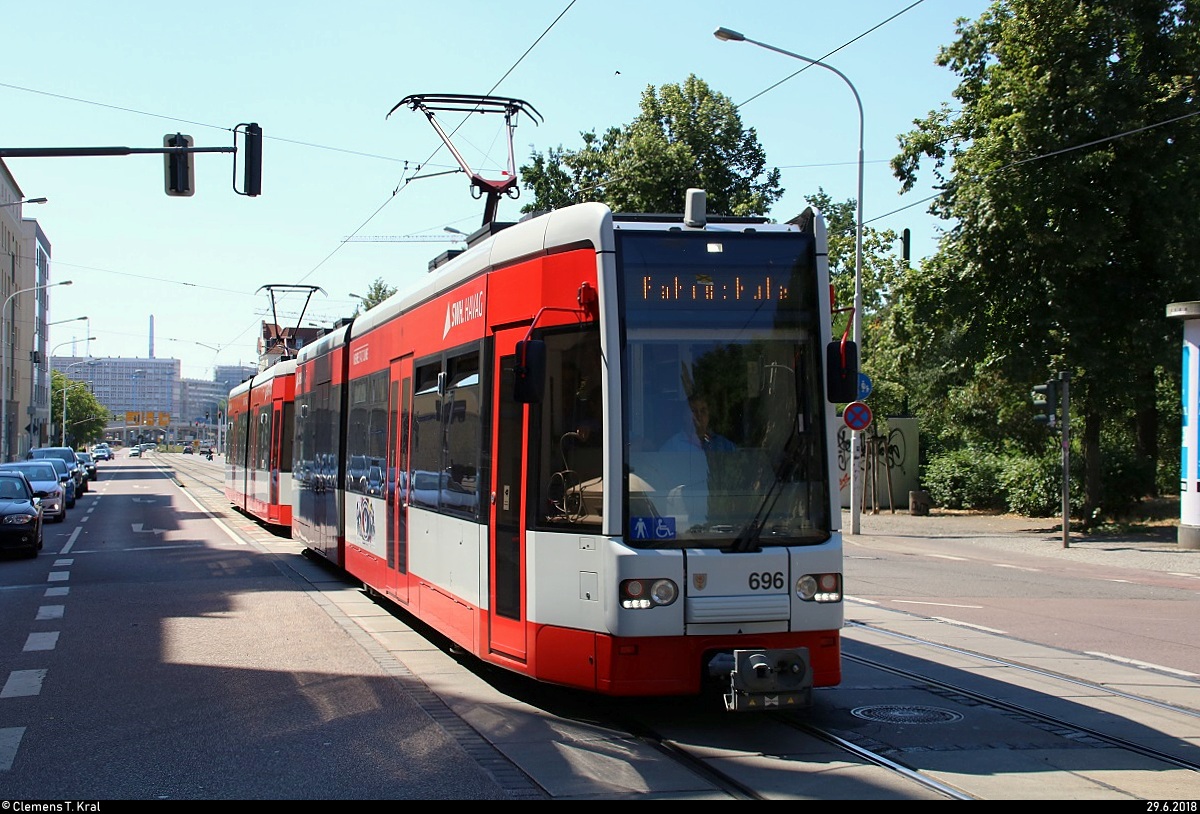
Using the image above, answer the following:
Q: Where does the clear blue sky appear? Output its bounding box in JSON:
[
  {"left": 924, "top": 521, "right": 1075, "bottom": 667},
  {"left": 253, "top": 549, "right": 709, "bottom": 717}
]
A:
[{"left": 2, "top": 0, "right": 987, "bottom": 380}]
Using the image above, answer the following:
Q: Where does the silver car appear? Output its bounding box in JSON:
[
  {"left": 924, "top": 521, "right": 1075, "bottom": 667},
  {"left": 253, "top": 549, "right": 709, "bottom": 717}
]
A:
[{"left": 0, "top": 461, "right": 67, "bottom": 522}]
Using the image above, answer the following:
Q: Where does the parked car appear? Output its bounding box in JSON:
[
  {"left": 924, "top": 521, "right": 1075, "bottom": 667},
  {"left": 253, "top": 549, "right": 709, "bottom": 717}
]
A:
[
  {"left": 0, "top": 461, "right": 66, "bottom": 523},
  {"left": 27, "top": 447, "right": 86, "bottom": 493},
  {"left": 38, "top": 457, "right": 77, "bottom": 509},
  {"left": 0, "top": 470, "right": 44, "bottom": 558},
  {"left": 76, "top": 451, "right": 98, "bottom": 483}
]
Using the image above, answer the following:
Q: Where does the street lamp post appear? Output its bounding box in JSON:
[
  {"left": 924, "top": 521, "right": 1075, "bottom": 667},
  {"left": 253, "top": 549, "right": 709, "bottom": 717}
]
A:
[
  {"left": 59, "top": 382, "right": 89, "bottom": 447},
  {"left": 50, "top": 339, "right": 96, "bottom": 359},
  {"left": 131, "top": 369, "right": 145, "bottom": 446},
  {"left": 32, "top": 319, "right": 85, "bottom": 449},
  {"left": 58, "top": 358, "right": 97, "bottom": 447},
  {"left": 167, "top": 338, "right": 227, "bottom": 447},
  {"left": 714, "top": 27, "right": 866, "bottom": 534},
  {"left": 0, "top": 198, "right": 48, "bottom": 209},
  {"left": 3, "top": 280, "right": 73, "bottom": 461}
]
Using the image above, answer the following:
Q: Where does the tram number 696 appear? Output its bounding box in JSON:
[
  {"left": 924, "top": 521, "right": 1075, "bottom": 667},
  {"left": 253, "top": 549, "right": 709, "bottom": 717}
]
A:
[{"left": 748, "top": 571, "right": 785, "bottom": 590}]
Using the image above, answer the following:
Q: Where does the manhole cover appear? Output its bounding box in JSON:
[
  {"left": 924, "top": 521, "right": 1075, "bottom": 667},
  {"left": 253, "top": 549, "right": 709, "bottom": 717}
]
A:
[{"left": 850, "top": 705, "right": 963, "bottom": 724}]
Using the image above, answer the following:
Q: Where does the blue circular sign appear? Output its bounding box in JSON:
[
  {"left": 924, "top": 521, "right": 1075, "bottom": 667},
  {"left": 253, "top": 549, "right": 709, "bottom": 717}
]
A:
[
  {"left": 843, "top": 400, "right": 873, "bottom": 432},
  {"left": 858, "top": 373, "right": 873, "bottom": 400}
]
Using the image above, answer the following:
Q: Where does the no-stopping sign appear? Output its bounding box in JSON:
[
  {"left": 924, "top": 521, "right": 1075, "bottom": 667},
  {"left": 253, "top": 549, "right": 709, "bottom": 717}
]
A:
[{"left": 843, "top": 400, "right": 873, "bottom": 431}]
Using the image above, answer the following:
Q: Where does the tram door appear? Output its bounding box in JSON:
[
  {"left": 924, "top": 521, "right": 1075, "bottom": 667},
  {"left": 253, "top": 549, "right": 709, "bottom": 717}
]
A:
[
  {"left": 269, "top": 402, "right": 284, "bottom": 521},
  {"left": 488, "top": 329, "right": 527, "bottom": 660},
  {"left": 386, "top": 356, "right": 412, "bottom": 605}
]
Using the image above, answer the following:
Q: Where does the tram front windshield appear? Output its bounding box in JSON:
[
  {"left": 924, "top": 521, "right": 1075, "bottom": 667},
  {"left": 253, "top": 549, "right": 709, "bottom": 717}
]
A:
[{"left": 619, "top": 229, "right": 830, "bottom": 550}]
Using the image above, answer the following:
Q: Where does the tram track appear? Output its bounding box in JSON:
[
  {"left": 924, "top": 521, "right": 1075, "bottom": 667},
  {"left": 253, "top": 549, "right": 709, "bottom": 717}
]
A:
[
  {"left": 843, "top": 620, "right": 1200, "bottom": 772},
  {"left": 164, "top": 453, "right": 1200, "bottom": 798},
  {"left": 615, "top": 709, "right": 975, "bottom": 799},
  {"left": 168, "top": 455, "right": 971, "bottom": 797}
]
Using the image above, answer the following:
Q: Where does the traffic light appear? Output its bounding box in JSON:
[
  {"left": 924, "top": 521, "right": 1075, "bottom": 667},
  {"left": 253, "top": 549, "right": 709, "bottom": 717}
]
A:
[
  {"left": 1032, "top": 378, "right": 1059, "bottom": 428},
  {"left": 164, "top": 133, "right": 195, "bottom": 197},
  {"left": 239, "top": 122, "right": 262, "bottom": 197}
]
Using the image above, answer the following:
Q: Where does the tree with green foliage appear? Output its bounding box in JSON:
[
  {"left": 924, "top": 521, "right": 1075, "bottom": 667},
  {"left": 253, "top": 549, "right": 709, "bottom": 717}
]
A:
[
  {"left": 355, "top": 277, "right": 397, "bottom": 313},
  {"left": 520, "top": 75, "right": 783, "bottom": 216},
  {"left": 889, "top": 0, "right": 1200, "bottom": 521},
  {"left": 51, "top": 369, "right": 110, "bottom": 449}
]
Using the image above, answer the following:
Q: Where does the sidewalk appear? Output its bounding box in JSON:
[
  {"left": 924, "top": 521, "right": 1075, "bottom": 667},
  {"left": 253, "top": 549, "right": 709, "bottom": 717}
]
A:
[{"left": 841, "top": 505, "right": 1200, "bottom": 575}]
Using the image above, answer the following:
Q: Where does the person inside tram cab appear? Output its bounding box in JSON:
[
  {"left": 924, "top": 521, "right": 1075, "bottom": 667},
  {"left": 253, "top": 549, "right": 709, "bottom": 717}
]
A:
[
  {"left": 657, "top": 393, "right": 734, "bottom": 528},
  {"left": 661, "top": 394, "right": 734, "bottom": 454}
]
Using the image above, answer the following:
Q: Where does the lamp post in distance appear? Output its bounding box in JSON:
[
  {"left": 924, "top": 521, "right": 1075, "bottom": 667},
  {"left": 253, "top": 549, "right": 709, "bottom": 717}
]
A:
[
  {"left": 0, "top": 197, "right": 47, "bottom": 209},
  {"left": 130, "top": 368, "right": 145, "bottom": 446},
  {"left": 53, "top": 350, "right": 97, "bottom": 447},
  {"left": 3, "top": 280, "right": 72, "bottom": 461},
  {"left": 185, "top": 341, "right": 225, "bottom": 451},
  {"left": 713, "top": 26, "right": 866, "bottom": 533},
  {"left": 58, "top": 358, "right": 97, "bottom": 447},
  {"left": 50, "top": 337, "right": 95, "bottom": 359}
]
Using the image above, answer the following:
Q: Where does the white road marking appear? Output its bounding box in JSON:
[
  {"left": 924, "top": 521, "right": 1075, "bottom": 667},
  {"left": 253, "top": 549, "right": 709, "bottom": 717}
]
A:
[
  {"left": 0, "top": 727, "right": 26, "bottom": 770},
  {"left": 35, "top": 605, "right": 64, "bottom": 621},
  {"left": 1, "top": 670, "right": 47, "bottom": 698},
  {"left": 931, "top": 617, "right": 1008, "bottom": 635},
  {"left": 60, "top": 526, "right": 83, "bottom": 555},
  {"left": 24, "top": 632, "right": 59, "bottom": 651},
  {"left": 1085, "top": 651, "right": 1199, "bottom": 677}
]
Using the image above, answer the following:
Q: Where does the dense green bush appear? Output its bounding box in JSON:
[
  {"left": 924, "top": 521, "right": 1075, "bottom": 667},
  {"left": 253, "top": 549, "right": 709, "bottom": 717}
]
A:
[
  {"left": 998, "top": 454, "right": 1061, "bottom": 517},
  {"left": 922, "top": 449, "right": 1005, "bottom": 510},
  {"left": 924, "top": 447, "right": 1093, "bottom": 518}
]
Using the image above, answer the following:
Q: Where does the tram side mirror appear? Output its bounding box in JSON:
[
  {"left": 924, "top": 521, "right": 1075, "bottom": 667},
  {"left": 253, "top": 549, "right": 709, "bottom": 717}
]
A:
[
  {"left": 514, "top": 339, "right": 546, "bottom": 404},
  {"left": 826, "top": 341, "right": 859, "bottom": 403}
]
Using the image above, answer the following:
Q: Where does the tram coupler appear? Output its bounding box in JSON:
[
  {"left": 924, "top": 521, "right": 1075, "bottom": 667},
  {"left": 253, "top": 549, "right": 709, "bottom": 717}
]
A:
[{"left": 711, "top": 648, "right": 813, "bottom": 712}]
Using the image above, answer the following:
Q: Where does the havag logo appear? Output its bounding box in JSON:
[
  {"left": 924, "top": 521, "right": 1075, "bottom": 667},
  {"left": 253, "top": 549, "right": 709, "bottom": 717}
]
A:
[{"left": 444, "top": 289, "right": 485, "bottom": 339}]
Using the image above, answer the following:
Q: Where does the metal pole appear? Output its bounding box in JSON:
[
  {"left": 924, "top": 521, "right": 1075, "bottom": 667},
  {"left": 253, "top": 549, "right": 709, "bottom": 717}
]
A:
[
  {"left": 1060, "top": 371, "right": 1071, "bottom": 548},
  {"left": 713, "top": 27, "right": 865, "bottom": 533}
]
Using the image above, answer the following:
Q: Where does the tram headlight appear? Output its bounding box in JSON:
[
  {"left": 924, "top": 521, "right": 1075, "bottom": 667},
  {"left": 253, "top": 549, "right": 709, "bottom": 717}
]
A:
[
  {"left": 796, "top": 572, "right": 842, "bottom": 603},
  {"left": 619, "top": 578, "right": 679, "bottom": 609}
]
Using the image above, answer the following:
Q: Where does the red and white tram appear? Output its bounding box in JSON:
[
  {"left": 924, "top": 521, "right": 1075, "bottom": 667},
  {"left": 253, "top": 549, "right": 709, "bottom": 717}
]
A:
[
  {"left": 291, "top": 191, "right": 853, "bottom": 709},
  {"left": 224, "top": 358, "right": 297, "bottom": 527}
]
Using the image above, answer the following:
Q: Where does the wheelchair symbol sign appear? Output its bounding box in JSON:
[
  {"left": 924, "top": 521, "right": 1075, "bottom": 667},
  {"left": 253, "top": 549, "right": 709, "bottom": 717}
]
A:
[{"left": 631, "top": 516, "right": 676, "bottom": 540}]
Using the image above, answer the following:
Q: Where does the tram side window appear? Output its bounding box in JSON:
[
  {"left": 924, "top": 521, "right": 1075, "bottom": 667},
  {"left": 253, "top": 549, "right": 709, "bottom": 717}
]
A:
[
  {"left": 408, "top": 351, "right": 481, "bottom": 517},
  {"left": 255, "top": 407, "right": 271, "bottom": 470},
  {"left": 443, "top": 351, "right": 480, "bottom": 518},
  {"left": 280, "top": 402, "right": 295, "bottom": 473},
  {"left": 346, "top": 371, "right": 388, "bottom": 494},
  {"left": 531, "top": 326, "right": 603, "bottom": 529}
]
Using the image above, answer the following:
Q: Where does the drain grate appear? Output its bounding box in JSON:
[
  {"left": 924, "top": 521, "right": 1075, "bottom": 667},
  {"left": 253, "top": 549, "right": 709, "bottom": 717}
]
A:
[{"left": 851, "top": 705, "right": 964, "bottom": 724}]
